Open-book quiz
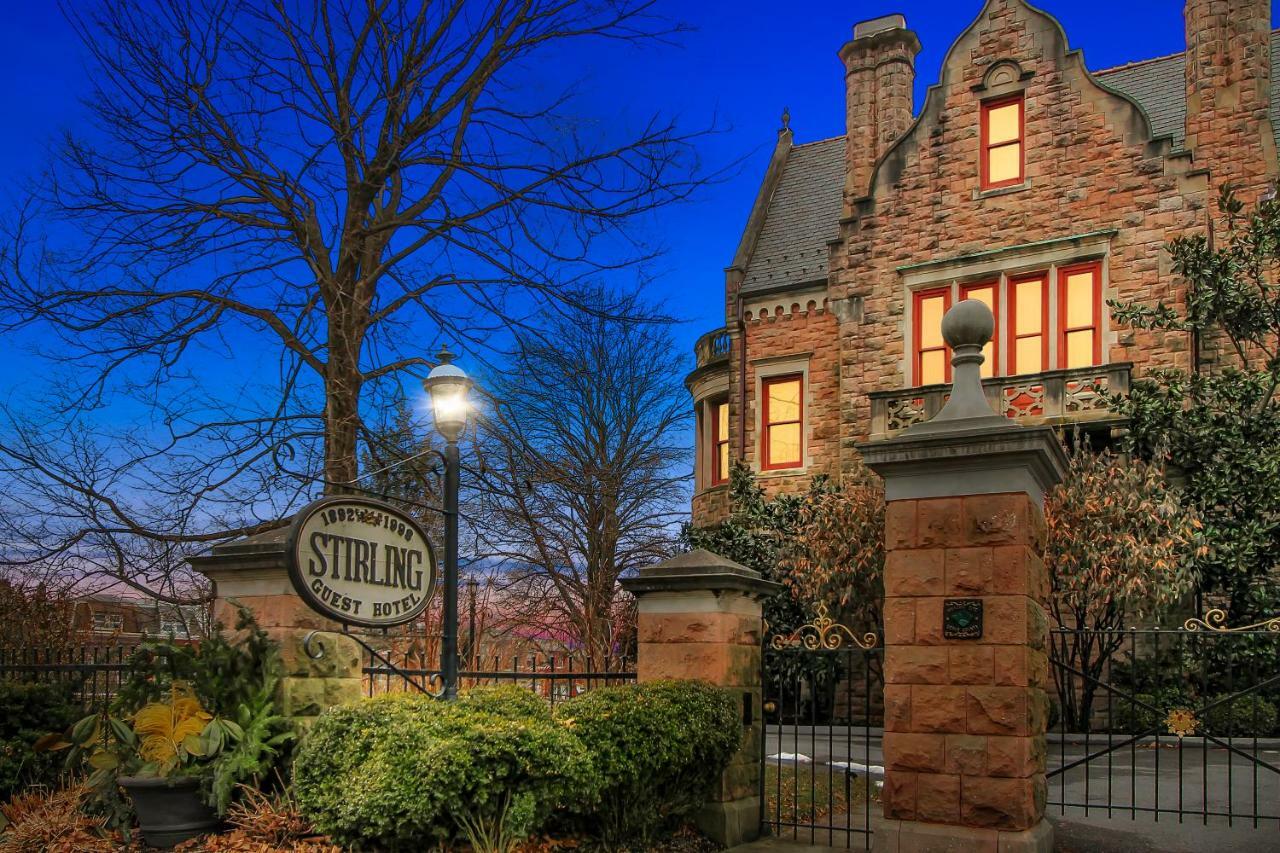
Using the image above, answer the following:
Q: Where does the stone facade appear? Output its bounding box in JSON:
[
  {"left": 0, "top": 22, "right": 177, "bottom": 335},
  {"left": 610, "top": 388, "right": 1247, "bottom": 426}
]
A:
[{"left": 689, "top": 0, "right": 1278, "bottom": 527}]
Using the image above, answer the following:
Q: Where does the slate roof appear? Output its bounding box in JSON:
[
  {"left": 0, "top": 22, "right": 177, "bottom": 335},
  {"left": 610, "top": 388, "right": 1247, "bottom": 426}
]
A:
[
  {"left": 737, "top": 32, "right": 1280, "bottom": 295},
  {"left": 1093, "top": 52, "right": 1189, "bottom": 149},
  {"left": 740, "top": 137, "right": 845, "bottom": 292}
]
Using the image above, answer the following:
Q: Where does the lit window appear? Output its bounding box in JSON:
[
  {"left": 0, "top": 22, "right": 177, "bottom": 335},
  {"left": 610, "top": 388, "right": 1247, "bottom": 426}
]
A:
[
  {"left": 159, "top": 618, "right": 189, "bottom": 637},
  {"left": 981, "top": 95, "right": 1024, "bottom": 189},
  {"left": 1059, "top": 262, "right": 1102, "bottom": 368},
  {"left": 913, "top": 288, "right": 951, "bottom": 386},
  {"left": 92, "top": 613, "right": 124, "bottom": 632},
  {"left": 960, "top": 281, "right": 999, "bottom": 377},
  {"left": 762, "top": 375, "right": 803, "bottom": 470},
  {"left": 711, "top": 400, "right": 730, "bottom": 485},
  {"left": 1008, "top": 273, "right": 1048, "bottom": 374}
]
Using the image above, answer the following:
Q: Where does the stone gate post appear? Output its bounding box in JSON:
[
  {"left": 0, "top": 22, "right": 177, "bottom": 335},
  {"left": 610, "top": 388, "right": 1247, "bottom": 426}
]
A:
[
  {"left": 860, "top": 301, "right": 1066, "bottom": 853},
  {"left": 188, "top": 526, "right": 364, "bottom": 728},
  {"left": 621, "top": 549, "right": 781, "bottom": 848}
]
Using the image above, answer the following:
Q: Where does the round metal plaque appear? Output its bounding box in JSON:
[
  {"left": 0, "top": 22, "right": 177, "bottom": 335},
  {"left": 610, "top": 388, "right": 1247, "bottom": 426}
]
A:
[{"left": 286, "top": 496, "right": 437, "bottom": 629}]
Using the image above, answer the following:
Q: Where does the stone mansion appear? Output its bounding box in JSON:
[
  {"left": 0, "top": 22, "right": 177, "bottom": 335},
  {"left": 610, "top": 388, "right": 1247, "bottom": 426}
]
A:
[{"left": 686, "top": 0, "right": 1279, "bottom": 525}]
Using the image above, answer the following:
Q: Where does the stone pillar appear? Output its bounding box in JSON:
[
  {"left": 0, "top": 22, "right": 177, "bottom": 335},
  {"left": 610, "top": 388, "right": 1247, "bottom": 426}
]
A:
[
  {"left": 621, "top": 549, "right": 781, "bottom": 848},
  {"left": 188, "top": 526, "right": 363, "bottom": 728},
  {"left": 860, "top": 301, "right": 1066, "bottom": 853}
]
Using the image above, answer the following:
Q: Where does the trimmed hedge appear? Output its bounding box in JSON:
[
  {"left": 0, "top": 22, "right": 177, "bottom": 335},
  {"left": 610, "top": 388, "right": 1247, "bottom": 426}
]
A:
[
  {"left": 555, "top": 679, "right": 742, "bottom": 844},
  {"left": 457, "top": 684, "right": 552, "bottom": 721},
  {"left": 1202, "top": 693, "right": 1278, "bottom": 737},
  {"left": 293, "top": 692, "right": 593, "bottom": 850}
]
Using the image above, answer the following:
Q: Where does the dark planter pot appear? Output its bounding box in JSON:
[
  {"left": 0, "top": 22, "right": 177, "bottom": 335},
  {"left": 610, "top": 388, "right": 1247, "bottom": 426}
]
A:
[{"left": 118, "top": 775, "right": 220, "bottom": 848}]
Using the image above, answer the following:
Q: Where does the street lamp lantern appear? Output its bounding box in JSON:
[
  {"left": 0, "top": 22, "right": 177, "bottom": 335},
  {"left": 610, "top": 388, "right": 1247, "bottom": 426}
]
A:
[{"left": 423, "top": 345, "right": 472, "bottom": 442}]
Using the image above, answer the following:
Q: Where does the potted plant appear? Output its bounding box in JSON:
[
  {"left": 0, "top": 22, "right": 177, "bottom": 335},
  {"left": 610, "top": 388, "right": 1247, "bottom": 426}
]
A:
[
  {"left": 39, "top": 610, "right": 294, "bottom": 847},
  {"left": 54, "top": 683, "right": 242, "bottom": 847}
]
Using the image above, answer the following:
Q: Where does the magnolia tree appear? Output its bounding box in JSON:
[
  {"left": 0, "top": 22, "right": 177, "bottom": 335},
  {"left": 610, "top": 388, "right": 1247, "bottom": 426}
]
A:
[
  {"left": 684, "top": 465, "right": 884, "bottom": 697},
  {"left": 776, "top": 474, "right": 885, "bottom": 640},
  {"left": 1044, "top": 444, "right": 1202, "bottom": 730},
  {"left": 1109, "top": 184, "right": 1280, "bottom": 622}
]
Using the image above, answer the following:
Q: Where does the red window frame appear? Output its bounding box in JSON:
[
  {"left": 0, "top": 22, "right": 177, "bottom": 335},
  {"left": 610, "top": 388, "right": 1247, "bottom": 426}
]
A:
[
  {"left": 761, "top": 374, "right": 803, "bottom": 471},
  {"left": 1007, "top": 272, "right": 1049, "bottom": 375},
  {"left": 710, "top": 399, "right": 730, "bottom": 486},
  {"left": 980, "top": 94, "right": 1025, "bottom": 190},
  {"left": 1057, "top": 261, "right": 1103, "bottom": 368},
  {"left": 960, "top": 280, "right": 1000, "bottom": 377},
  {"left": 912, "top": 287, "right": 952, "bottom": 386}
]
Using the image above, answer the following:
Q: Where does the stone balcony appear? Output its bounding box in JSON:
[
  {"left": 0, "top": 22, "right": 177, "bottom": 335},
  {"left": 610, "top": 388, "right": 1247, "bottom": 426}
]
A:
[
  {"left": 867, "top": 362, "right": 1132, "bottom": 441},
  {"left": 686, "top": 326, "right": 732, "bottom": 391},
  {"left": 693, "top": 327, "right": 731, "bottom": 368}
]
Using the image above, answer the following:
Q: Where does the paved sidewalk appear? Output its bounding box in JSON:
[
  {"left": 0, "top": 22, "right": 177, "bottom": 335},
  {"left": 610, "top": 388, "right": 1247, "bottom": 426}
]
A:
[{"left": 728, "top": 815, "right": 1279, "bottom": 853}]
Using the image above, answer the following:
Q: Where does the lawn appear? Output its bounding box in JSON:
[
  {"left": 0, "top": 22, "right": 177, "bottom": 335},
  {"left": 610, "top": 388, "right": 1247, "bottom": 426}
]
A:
[{"left": 764, "top": 763, "right": 878, "bottom": 825}]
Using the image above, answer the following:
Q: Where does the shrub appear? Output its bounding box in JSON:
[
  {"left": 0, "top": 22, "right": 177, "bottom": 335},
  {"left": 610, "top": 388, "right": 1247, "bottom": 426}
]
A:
[
  {"left": 0, "top": 680, "right": 80, "bottom": 798},
  {"left": 1109, "top": 688, "right": 1194, "bottom": 735},
  {"left": 294, "top": 692, "right": 595, "bottom": 850},
  {"left": 555, "top": 679, "right": 741, "bottom": 845},
  {"left": 1202, "top": 693, "right": 1278, "bottom": 738},
  {"left": 458, "top": 684, "right": 552, "bottom": 721}
]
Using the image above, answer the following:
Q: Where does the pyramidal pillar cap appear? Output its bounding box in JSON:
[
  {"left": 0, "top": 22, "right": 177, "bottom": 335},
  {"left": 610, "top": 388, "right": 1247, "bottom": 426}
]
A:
[{"left": 620, "top": 549, "right": 782, "bottom": 599}]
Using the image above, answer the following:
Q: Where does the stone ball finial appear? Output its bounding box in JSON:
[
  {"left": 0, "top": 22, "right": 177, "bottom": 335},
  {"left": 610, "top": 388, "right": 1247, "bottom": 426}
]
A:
[{"left": 942, "top": 298, "right": 995, "bottom": 350}]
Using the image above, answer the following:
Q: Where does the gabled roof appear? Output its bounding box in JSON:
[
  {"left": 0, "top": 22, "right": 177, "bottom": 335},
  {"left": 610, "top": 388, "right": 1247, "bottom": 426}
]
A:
[{"left": 735, "top": 32, "right": 1280, "bottom": 296}]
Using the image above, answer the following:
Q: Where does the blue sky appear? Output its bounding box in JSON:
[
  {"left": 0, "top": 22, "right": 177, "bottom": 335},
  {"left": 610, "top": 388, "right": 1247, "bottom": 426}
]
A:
[{"left": 0, "top": 0, "right": 1254, "bottom": 406}]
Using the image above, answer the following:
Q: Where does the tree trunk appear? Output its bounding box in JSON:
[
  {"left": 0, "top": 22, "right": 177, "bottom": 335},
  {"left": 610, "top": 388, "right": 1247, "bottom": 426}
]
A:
[{"left": 324, "top": 318, "right": 364, "bottom": 491}]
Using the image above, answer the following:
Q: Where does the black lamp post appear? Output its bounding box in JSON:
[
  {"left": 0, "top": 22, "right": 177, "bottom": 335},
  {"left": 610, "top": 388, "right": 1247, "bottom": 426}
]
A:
[
  {"left": 423, "top": 345, "right": 472, "bottom": 700},
  {"left": 466, "top": 576, "right": 480, "bottom": 666}
]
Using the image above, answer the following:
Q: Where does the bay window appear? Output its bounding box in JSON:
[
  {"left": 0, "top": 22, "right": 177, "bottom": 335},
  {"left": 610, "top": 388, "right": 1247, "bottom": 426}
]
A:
[
  {"left": 762, "top": 375, "right": 803, "bottom": 470},
  {"left": 711, "top": 399, "right": 729, "bottom": 485}
]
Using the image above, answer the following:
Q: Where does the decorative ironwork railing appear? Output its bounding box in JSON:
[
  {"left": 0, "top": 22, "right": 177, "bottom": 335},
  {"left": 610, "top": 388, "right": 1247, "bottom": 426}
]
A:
[
  {"left": 692, "top": 327, "right": 732, "bottom": 370},
  {"left": 867, "top": 362, "right": 1132, "bottom": 439}
]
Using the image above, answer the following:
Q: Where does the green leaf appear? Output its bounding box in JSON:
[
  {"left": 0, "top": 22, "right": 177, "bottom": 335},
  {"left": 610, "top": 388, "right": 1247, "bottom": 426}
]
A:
[
  {"left": 183, "top": 734, "right": 206, "bottom": 757},
  {"left": 108, "top": 717, "right": 136, "bottom": 747},
  {"left": 33, "top": 733, "right": 71, "bottom": 752},
  {"left": 71, "top": 714, "right": 100, "bottom": 746},
  {"left": 88, "top": 750, "right": 119, "bottom": 770}
]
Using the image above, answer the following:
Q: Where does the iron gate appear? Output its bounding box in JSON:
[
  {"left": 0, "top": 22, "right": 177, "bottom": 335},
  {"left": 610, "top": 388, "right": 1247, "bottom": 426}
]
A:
[
  {"left": 761, "top": 606, "right": 882, "bottom": 849},
  {"left": 1046, "top": 611, "right": 1280, "bottom": 828}
]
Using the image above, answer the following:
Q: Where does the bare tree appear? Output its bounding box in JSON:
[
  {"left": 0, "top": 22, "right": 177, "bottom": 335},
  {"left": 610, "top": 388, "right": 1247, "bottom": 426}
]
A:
[
  {"left": 471, "top": 291, "right": 688, "bottom": 658},
  {"left": 0, "top": 0, "right": 705, "bottom": 597}
]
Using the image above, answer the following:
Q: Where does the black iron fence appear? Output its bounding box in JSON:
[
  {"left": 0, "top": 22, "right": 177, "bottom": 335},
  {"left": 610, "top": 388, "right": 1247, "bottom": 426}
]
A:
[
  {"left": 0, "top": 645, "right": 635, "bottom": 714},
  {"left": 1047, "top": 623, "right": 1280, "bottom": 828},
  {"left": 362, "top": 649, "right": 635, "bottom": 708},
  {"left": 0, "top": 645, "right": 138, "bottom": 713}
]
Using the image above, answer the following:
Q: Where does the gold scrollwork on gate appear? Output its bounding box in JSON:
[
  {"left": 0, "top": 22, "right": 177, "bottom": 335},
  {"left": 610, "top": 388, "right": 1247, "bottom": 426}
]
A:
[
  {"left": 767, "top": 604, "right": 878, "bottom": 651},
  {"left": 1183, "top": 608, "right": 1280, "bottom": 633}
]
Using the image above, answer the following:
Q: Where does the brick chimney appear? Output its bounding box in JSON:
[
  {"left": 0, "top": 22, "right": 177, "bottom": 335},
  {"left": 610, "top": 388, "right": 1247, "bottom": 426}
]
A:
[
  {"left": 840, "top": 14, "right": 921, "bottom": 205},
  {"left": 1184, "top": 0, "right": 1276, "bottom": 195}
]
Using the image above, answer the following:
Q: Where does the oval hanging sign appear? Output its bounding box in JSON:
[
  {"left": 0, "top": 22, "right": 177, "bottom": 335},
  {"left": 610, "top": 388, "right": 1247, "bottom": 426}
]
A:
[{"left": 286, "top": 496, "right": 437, "bottom": 629}]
